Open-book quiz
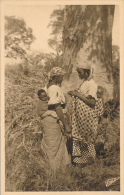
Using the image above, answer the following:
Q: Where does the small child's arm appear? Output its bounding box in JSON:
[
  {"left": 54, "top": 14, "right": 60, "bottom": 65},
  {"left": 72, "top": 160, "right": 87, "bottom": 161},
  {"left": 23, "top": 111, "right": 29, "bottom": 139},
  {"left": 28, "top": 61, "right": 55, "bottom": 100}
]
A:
[
  {"left": 36, "top": 102, "right": 45, "bottom": 116},
  {"left": 41, "top": 111, "right": 49, "bottom": 118},
  {"left": 41, "top": 110, "right": 58, "bottom": 119},
  {"left": 86, "top": 95, "right": 93, "bottom": 99}
]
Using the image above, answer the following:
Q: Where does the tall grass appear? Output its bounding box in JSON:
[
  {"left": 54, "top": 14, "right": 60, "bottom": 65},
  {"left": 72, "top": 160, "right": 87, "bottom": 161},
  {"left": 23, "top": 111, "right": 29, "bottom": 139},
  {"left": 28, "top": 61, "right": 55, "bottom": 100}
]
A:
[{"left": 5, "top": 62, "right": 120, "bottom": 191}]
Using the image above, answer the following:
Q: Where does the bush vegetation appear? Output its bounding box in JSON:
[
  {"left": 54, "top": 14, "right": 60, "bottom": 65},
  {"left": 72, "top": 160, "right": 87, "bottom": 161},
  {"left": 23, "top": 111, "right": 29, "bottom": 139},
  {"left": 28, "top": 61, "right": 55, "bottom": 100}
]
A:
[{"left": 5, "top": 62, "right": 120, "bottom": 191}]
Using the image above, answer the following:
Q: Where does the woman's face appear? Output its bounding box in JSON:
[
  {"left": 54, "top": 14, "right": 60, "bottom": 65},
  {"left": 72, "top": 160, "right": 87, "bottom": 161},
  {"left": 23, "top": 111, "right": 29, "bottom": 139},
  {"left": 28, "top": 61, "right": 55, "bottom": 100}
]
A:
[
  {"left": 55, "top": 75, "right": 64, "bottom": 85},
  {"left": 77, "top": 68, "right": 85, "bottom": 79}
]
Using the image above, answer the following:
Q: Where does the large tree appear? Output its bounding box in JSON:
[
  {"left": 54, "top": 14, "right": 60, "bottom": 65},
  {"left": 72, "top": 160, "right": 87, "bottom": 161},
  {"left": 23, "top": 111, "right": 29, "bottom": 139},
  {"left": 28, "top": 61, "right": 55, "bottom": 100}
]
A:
[
  {"left": 5, "top": 16, "right": 35, "bottom": 59},
  {"left": 47, "top": 7, "right": 64, "bottom": 65},
  {"left": 62, "top": 5, "right": 115, "bottom": 102}
]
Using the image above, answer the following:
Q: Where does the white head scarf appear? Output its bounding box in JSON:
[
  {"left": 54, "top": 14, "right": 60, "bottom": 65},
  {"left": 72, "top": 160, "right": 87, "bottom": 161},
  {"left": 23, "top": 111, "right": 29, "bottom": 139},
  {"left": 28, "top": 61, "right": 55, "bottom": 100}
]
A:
[
  {"left": 76, "top": 59, "right": 91, "bottom": 69},
  {"left": 75, "top": 59, "right": 94, "bottom": 79}
]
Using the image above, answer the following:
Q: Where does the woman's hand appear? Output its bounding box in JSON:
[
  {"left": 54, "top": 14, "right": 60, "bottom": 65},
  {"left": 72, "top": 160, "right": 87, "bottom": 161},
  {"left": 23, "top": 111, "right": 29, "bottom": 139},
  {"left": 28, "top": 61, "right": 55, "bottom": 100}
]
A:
[
  {"left": 68, "top": 90, "right": 80, "bottom": 97},
  {"left": 65, "top": 124, "right": 72, "bottom": 134},
  {"left": 68, "top": 91, "right": 96, "bottom": 108}
]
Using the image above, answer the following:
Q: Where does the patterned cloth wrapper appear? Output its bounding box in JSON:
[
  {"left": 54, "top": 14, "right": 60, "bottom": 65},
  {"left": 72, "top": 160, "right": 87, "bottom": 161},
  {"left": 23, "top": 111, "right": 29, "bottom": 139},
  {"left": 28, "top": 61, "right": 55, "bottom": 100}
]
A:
[
  {"left": 41, "top": 116, "right": 71, "bottom": 172},
  {"left": 41, "top": 83, "right": 71, "bottom": 171},
  {"left": 71, "top": 97, "right": 103, "bottom": 164}
]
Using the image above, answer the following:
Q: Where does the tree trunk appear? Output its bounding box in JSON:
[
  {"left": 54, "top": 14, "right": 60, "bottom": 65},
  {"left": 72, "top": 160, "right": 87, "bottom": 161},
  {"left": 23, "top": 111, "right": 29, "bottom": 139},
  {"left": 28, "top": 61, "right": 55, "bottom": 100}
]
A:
[{"left": 62, "top": 5, "right": 115, "bottom": 102}]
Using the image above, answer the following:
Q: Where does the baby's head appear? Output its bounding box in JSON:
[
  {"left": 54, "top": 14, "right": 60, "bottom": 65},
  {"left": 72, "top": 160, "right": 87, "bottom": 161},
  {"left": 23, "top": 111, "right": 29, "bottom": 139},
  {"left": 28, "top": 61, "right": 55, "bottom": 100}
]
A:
[
  {"left": 97, "top": 86, "right": 104, "bottom": 98},
  {"left": 38, "top": 89, "right": 48, "bottom": 101}
]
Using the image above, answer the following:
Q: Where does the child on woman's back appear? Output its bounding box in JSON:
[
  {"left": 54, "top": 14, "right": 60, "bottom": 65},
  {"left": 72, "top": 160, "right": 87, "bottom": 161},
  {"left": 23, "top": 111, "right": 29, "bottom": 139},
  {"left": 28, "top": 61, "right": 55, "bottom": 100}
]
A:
[
  {"left": 96, "top": 86, "right": 104, "bottom": 120},
  {"left": 86, "top": 85, "right": 104, "bottom": 133},
  {"left": 97, "top": 86, "right": 104, "bottom": 100},
  {"left": 36, "top": 89, "right": 71, "bottom": 134},
  {"left": 36, "top": 88, "right": 57, "bottom": 118}
]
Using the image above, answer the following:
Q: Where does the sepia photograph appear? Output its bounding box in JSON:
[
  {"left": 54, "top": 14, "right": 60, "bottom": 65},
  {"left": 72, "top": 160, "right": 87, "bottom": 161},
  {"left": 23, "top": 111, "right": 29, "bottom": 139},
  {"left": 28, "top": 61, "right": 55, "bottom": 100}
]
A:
[{"left": 1, "top": 0, "right": 124, "bottom": 194}]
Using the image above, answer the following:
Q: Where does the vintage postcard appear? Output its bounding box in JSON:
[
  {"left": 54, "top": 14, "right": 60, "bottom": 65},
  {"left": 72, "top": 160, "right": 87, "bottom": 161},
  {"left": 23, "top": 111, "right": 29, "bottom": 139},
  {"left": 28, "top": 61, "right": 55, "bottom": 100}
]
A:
[{"left": 1, "top": 0, "right": 124, "bottom": 195}]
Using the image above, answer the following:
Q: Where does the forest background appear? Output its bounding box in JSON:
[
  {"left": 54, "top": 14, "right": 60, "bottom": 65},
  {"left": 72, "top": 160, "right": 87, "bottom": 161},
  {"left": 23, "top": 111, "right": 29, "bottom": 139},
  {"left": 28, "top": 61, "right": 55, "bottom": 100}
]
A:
[{"left": 2, "top": 3, "right": 121, "bottom": 192}]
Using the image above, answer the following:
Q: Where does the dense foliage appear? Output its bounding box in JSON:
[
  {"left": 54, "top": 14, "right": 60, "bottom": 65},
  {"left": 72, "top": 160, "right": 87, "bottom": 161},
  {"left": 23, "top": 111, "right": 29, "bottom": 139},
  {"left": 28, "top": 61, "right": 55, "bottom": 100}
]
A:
[
  {"left": 5, "top": 16, "right": 35, "bottom": 58},
  {"left": 47, "top": 7, "right": 64, "bottom": 63}
]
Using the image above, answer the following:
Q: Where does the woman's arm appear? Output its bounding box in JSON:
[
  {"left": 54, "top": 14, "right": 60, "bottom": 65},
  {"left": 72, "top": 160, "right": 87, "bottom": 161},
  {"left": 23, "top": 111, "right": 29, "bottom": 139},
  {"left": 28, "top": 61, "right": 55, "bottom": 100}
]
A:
[
  {"left": 65, "top": 112, "right": 71, "bottom": 125},
  {"left": 78, "top": 94, "right": 96, "bottom": 108},
  {"left": 68, "top": 91, "right": 96, "bottom": 108},
  {"left": 55, "top": 103, "right": 68, "bottom": 125},
  {"left": 54, "top": 103, "right": 71, "bottom": 133}
]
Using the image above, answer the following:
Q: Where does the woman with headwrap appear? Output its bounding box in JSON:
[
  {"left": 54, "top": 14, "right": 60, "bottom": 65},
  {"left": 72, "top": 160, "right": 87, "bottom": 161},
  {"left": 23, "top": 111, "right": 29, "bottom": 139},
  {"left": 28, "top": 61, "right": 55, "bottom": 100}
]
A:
[
  {"left": 68, "top": 61, "right": 103, "bottom": 165},
  {"left": 40, "top": 67, "right": 71, "bottom": 172}
]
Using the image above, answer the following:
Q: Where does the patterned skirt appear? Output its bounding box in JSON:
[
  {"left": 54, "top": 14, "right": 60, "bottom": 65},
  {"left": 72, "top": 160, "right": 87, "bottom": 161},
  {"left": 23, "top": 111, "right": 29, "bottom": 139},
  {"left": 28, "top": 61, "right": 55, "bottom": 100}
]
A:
[{"left": 71, "top": 97, "right": 103, "bottom": 164}]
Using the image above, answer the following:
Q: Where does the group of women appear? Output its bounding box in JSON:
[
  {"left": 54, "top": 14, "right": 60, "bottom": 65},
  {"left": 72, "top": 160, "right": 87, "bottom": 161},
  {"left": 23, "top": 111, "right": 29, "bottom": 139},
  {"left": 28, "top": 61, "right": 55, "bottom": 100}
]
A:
[{"left": 38, "top": 62, "right": 104, "bottom": 173}]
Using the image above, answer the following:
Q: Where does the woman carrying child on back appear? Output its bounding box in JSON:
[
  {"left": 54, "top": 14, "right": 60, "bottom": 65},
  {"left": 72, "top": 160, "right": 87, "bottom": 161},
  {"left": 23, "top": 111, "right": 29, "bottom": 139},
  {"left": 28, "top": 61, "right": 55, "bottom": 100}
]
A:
[{"left": 37, "top": 67, "right": 71, "bottom": 172}]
